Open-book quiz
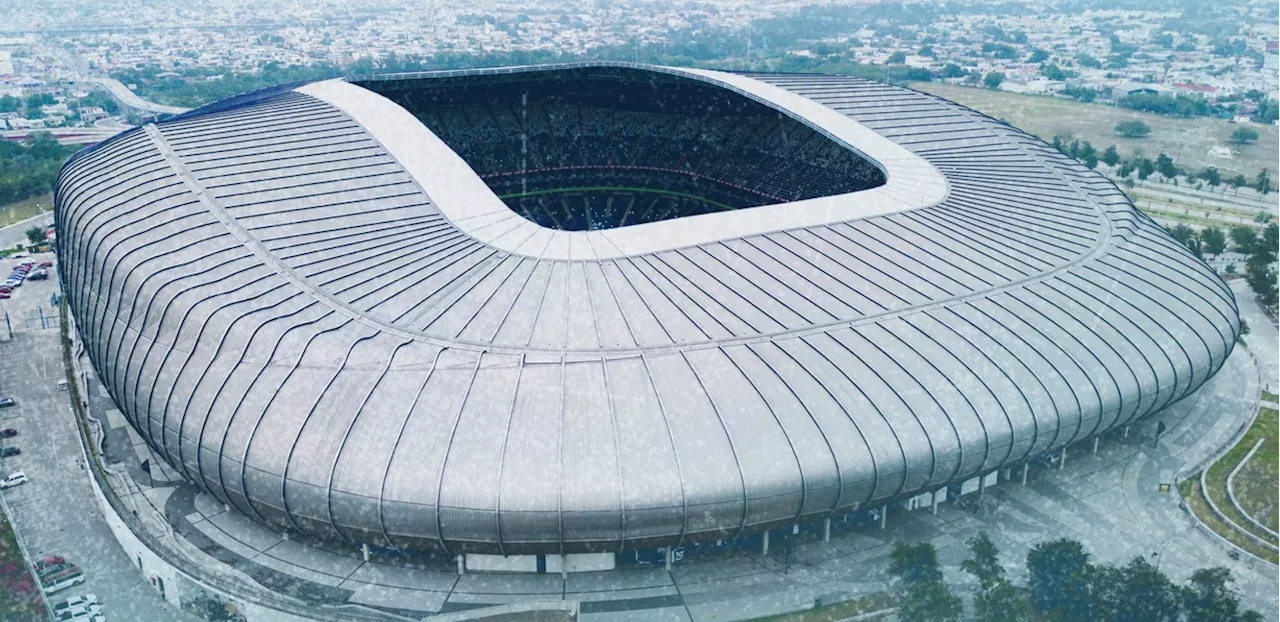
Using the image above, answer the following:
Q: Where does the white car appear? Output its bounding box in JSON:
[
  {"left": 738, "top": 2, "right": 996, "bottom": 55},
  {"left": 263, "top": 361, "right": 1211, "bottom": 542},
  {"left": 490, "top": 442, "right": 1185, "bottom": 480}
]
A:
[
  {"left": 55, "top": 603, "right": 102, "bottom": 621},
  {"left": 0, "top": 471, "right": 27, "bottom": 489},
  {"left": 53, "top": 594, "right": 98, "bottom": 613}
]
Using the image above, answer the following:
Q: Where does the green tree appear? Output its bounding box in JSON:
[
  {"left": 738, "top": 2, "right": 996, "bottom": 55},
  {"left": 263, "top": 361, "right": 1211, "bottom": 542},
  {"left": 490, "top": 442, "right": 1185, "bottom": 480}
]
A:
[
  {"left": 1230, "top": 174, "right": 1248, "bottom": 194},
  {"left": 1202, "top": 226, "right": 1227, "bottom": 257},
  {"left": 962, "top": 532, "right": 1026, "bottom": 622},
  {"left": 1137, "top": 157, "right": 1155, "bottom": 180},
  {"left": 1181, "top": 567, "right": 1242, "bottom": 621},
  {"left": 1245, "top": 223, "right": 1279, "bottom": 308},
  {"left": 1077, "top": 53, "right": 1102, "bottom": 68},
  {"left": 889, "top": 540, "right": 944, "bottom": 586},
  {"left": 1262, "top": 223, "right": 1277, "bottom": 257},
  {"left": 983, "top": 72, "right": 1006, "bottom": 90},
  {"left": 1027, "top": 539, "right": 1095, "bottom": 621},
  {"left": 1102, "top": 145, "right": 1120, "bottom": 167},
  {"left": 1169, "top": 224, "right": 1196, "bottom": 245},
  {"left": 1257, "top": 169, "right": 1272, "bottom": 195},
  {"left": 1113, "top": 557, "right": 1182, "bottom": 622},
  {"left": 1042, "top": 63, "right": 1068, "bottom": 80},
  {"left": 899, "top": 580, "right": 965, "bottom": 622},
  {"left": 1115, "top": 120, "right": 1152, "bottom": 138},
  {"left": 1028, "top": 48, "right": 1050, "bottom": 63},
  {"left": 940, "top": 63, "right": 966, "bottom": 79},
  {"left": 24, "top": 226, "right": 46, "bottom": 246},
  {"left": 1156, "top": 153, "right": 1178, "bottom": 180},
  {"left": 1230, "top": 126, "right": 1259, "bottom": 145},
  {"left": 887, "top": 51, "right": 907, "bottom": 64},
  {"left": 1229, "top": 225, "right": 1257, "bottom": 253},
  {"left": 1201, "top": 167, "right": 1222, "bottom": 191}
]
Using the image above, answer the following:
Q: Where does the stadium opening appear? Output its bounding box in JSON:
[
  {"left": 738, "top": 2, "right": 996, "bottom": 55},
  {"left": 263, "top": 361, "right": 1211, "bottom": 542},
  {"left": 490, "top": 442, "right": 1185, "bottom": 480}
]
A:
[{"left": 356, "top": 66, "right": 887, "bottom": 231}]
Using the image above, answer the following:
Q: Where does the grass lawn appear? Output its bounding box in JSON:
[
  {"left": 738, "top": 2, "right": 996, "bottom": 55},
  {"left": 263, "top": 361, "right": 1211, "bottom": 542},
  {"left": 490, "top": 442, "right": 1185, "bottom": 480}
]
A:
[
  {"left": 1231, "top": 408, "right": 1278, "bottom": 533},
  {"left": 1179, "top": 478, "right": 1278, "bottom": 564},
  {"left": 1263, "top": 391, "right": 1278, "bottom": 404},
  {"left": 0, "top": 193, "right": 54, "bottom": 229},
  {"left": 0, "top": 507, "right": 44, "bottom": 621},
  {"left": 908, "top": 83, "right": 1278, "bottom": 181},
  {"left": 748, "top": 592, "right": 896, "bottom": 622}
]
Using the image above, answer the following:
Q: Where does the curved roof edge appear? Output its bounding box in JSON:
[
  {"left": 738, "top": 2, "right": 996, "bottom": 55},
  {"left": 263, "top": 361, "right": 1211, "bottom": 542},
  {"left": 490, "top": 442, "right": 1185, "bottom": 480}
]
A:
[{"left": 295, "top": 63, "right": 949, "bottom": 261}]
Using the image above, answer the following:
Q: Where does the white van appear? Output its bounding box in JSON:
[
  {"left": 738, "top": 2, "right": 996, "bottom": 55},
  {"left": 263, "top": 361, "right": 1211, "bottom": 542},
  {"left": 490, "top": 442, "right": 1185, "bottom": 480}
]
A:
[{"left": 41, "top": 568, "right": 85, "bottom": 594}]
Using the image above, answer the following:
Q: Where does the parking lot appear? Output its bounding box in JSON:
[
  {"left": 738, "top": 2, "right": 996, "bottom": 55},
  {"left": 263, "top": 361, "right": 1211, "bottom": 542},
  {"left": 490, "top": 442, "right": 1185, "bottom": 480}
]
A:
[{"left": 0, "top": 251, "right": 191, "bottom": 621}]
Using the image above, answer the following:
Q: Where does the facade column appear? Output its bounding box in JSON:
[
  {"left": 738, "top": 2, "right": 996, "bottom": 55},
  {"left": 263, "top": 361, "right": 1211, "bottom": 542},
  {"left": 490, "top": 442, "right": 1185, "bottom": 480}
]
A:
[
  {"left": 822, "top": 518, "right": 831, "bottom": 543},
  {"left": 1021, "top": 463, "right": 1029, "bottom": 486},
  {"left": 761, "top": 531, "right": 770, "bottom": 556},
  {"left": 979, "top": 474, "right": 987, "bottom": 501},
  {"left": 1092, "top": 437, "right": 1100, "bottom": 455},
  {"left": 1059, "top": 446, "right": 1068, "bottom": 470},
  {"left": 664, "top": 547, "right": 673, "bottom": 571},
  {"left": 1123, "top": 425, "right": 1130, "bottom": 438},
  {"left": 931, "top": 491, "right": 939, "bottom": 515},
  {"left": 456, "top": 554, "right": 465, "bottom": 575},
  {"left": 361, "top": 543, "right": 369, "bottom": 562},
  {"left": 880, "top": 505, "right": 888, "bottom": 530}
]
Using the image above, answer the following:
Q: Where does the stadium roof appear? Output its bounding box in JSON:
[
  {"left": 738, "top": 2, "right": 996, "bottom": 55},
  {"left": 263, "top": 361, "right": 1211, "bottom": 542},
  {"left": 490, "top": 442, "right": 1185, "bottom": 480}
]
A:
[{"left": 57, "top": 62, "right": 1238, "bottom": 555}]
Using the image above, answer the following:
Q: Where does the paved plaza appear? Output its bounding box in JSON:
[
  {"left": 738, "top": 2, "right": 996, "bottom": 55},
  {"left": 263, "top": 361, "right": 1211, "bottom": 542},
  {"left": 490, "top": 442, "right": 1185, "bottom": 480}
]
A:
[
  {"left": 0, "top": 252, "right": 192, "bottom": 622},
  {"left": 1, "top": 252, "right": 1276, "bottom": 622}
]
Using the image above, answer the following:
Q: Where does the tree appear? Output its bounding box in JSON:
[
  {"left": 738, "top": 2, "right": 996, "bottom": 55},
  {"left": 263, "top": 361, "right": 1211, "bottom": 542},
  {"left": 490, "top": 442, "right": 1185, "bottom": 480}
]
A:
[
  {"left": 1182, "top": 567, "right": 1242, "bottom": 621},
  {"left": 1230, "top": 126, "right": 1259, "bottom": 145},
  {"left": 1244, "top": 252, "right": 1274, "bottom": 305},
  {"left": 1230, "top": 225, "right": 1257, "bottom": 254},
  {"left": 887, "top": 51, "right": 907, "bottom": 64},
  {"left": 899, "top": 580, "right": 965, "bottom": 622},
  {"left": 1083, "top": 152, "right": 1098, "bottom": 169},
  {"left": 940, "top": 63, "right": 966, "bottom": 79},
  {"left": 1264, "top": 222, "right": 1278, "bottom": 257},
  {"left": 1137, "top": 157, "right": 1155, "bottom": 180},
  {"left": 1156, "top": 153, "right": 1178, "bottom": 180},
  {"left": 1230, "top": 174, "right": 1248, "bottom": 194},
  {"left": 1027, "top": 539, "right": 1094, "bottom": 621},
  {"left": 983, "top": 72, "right": 1005, "bottom": 90},
  {"left": 1028, "top": 48, "right": 1050, "bottom": 63},
  {"left": 1113, "top": 557, "right": 1182, "bottom": 622},
  {"left": 889, "top": 540, "right": 944, "bottom": 586},
  {"left": 962, "top": 532, "right": 1027, "bottom": 622},
  {"left": 1042, "top": 63, "right": 1068, "bottom": 81},
  {"left": 1201, "top": 167, "right": 1222, "bottom": 191},
  {"left": 1115, "top": 120, "right": 1152, "bottom": 138},
  {"left": 1257, "top": 169, "right": 1272, "bottom": 195},
  {"left": 1202, "top": 226, "right": 1227, "bottom": 257},
  {"left": 25, "top": 226, "right": 46, "bottom": 246},
  {"left": 1102, "top": 145, "right": 1120, "bottom": 167},
  {"left": 1169, "top": 224, "right": 1195, "bottom": 244}
]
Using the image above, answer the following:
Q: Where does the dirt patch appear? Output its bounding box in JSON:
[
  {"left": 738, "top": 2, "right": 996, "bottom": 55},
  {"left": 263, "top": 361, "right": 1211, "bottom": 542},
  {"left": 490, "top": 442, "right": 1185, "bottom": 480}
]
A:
[{"left": 909, "top": 83, "right": 1278, "bottom": 181}]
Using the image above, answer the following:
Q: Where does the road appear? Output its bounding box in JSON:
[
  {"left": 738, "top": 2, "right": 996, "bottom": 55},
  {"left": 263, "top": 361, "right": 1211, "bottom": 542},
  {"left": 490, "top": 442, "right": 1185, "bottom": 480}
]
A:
[
  {"left": 0, "top": 253, "right": 193, "bottom": 622},
  {"left": 89, "top": 78, "right": 191, "bottom": 116}
]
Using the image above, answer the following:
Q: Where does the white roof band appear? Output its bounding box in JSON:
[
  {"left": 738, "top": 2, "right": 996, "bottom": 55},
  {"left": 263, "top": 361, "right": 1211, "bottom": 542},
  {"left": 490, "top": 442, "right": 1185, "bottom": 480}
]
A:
[{"left": 297, "top": 66, "right": 949, "bottom": 261}]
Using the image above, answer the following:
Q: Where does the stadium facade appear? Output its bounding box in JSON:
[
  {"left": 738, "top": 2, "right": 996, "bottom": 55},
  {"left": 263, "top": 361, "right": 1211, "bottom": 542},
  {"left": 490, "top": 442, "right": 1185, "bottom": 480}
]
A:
[{"left": 56, "top": 63, "right": 1238, "bottom": 569}]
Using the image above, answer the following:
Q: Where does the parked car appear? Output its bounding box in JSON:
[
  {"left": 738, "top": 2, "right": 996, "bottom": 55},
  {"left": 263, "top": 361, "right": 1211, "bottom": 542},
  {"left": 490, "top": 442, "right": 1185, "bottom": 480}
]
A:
[
  {"left": 0, "top": 471, "right": 27, "bottom": 489},
  {"left": 0, "top": 397, "right": 14, "bottom": 408},
  {"left": 53, "top": 594, "right": 98, "bottom": 614},
  {"left": 0, "top": 292, "right": 9, "bottom": 300},
  {"left": 0, "top": 428, "right": 16, "bottom": 438},
  {"left": 1, "top": 447, "right": 20, "bottom": 457},
  {"left": 27, "top": 269, "right": 48, "bottom": 281},
  {"left": 54, "top": 602, "right": 101, "bottom": 620},
  {"left": 39, "top": 261, "right": 53, "bottom": 268}
]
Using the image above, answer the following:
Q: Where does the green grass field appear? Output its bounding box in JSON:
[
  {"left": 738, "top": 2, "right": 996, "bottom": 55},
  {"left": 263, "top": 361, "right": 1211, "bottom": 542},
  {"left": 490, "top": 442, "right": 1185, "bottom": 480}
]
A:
[
  {"left": 909, "top": 83, "right": 1278, "bottom": 181},
  {"left": 1231, "top": 408, "right": 1278, "bottom": 533},
  {"left": 0, "top": 193, "right": 54, "bottom": 229}
]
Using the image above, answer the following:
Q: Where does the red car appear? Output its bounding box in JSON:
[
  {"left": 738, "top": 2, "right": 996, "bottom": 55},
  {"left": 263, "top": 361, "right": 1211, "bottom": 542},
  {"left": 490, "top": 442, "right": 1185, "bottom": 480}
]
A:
[
  {"left": 38, "top": 261, "right": 52, "bottom": 268},
  {"left": 0, "top": 292, "right": 10, "bottom": 300}
]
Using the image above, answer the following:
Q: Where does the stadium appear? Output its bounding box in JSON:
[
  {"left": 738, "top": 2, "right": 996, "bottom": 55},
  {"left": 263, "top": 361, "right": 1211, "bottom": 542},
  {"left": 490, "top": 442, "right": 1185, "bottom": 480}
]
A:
[{"left": 55, "top": 63, "right": 1238, "bottom": 571}]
